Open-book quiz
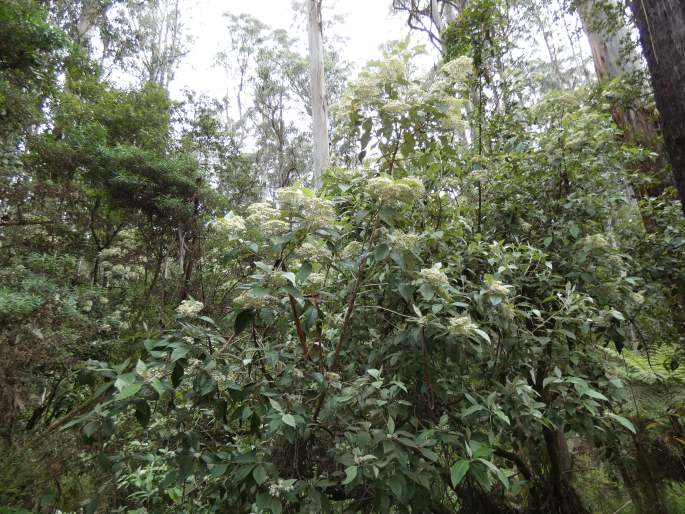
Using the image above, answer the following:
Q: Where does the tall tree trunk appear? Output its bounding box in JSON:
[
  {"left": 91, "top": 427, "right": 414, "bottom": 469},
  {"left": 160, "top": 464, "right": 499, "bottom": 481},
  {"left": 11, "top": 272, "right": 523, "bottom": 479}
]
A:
[
  {"left": 307, "top": 0, "right": 329, "bottom": 188},
  {"left": 577, "top": 0, "right": 670, "bottom": 201},
  {"left": 76, "top": 0, "right": 100, "bottom": 46},
  {"left": 535, "top": 427, "right": 590, "bottom": 514},
  {"left": 630, "top": 0, "right": 685, "bottom": 215}
]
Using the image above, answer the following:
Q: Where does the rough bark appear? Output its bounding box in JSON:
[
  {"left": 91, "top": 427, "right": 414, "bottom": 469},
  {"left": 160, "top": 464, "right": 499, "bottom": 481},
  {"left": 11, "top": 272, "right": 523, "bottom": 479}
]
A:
[
  {"left": 578, "top": 0, "right": 670, "bottom": 201},
  {"left": 307, "top": 0, "right": 329, "bottom": 188},
  {"left": 532, "top": 427, "right": 590, "bottom": 514},
  {"left": 630, "top": 0, "right": 685, "bottom": 214}
]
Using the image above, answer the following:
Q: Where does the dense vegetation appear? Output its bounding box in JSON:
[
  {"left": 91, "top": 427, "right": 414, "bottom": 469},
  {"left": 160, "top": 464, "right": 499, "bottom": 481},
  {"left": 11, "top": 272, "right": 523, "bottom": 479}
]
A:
[{"left": 1, "top": 1, "right": 684, "bottom": 513}]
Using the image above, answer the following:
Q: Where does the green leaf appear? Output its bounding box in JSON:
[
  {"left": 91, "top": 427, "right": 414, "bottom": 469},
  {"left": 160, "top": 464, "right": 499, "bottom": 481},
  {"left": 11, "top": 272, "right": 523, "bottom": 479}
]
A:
[
  {"left": 211, "top": 463, "right": 228, "bottom": 477},
  {"left": 388, "top": 474, "right": 405, "bottom": 499},
  {"left": 135, "top": 359, "right": 148, "bottom": 376},
  {"left": 398, "top": 283, "right": 414, "bottom": 303},
  {"left": 608, "top": 413, "right": 636, "bottom": 434},
  {"left": 170, "top": 345, "right": 189, "bottom": 363},
  {"left": 269, "top": 398, "right": 284, "bottom": 412},
  {"left": 234, "top": 309, "right": 254, "bottom": 336},
  {"left": 583, "top": 389, "right": 609, "bottom": 401},
  {"left": 374, "top": 243, "right": 390, "bottom": 261},
  {"left": 419, "top": 447, "right": 439, "bottom": 461},
  {"left": 387, "top": 416, "right": 395, "bottom": 434},
  {"left": 114, "top": 372, "right": 135, "bottom": 392},
  {"left": 282, "top": 413, "right": 296, "bottom": 427},
  {"left": 116, "top": 383, "right": 141, "bottom": 400},
  {"left": 477, "top": 458, "right": 509, "bottom": 489},
  {"left": 418, "top": 283, "right": 434, "bottom": 301},
  {"left": 473, "top": 329, "right": 491, "bottom": 343},
  {"left": 83, "top": 421, "right": 98, "bottom": 438},
  {"left": 461, "top": 404, "right": 485, "bottom": 417},
  {"left": 282, "top": 272, "right": 297, "bottom": 286},
  {"left": 151, "top": 378, "right": 170, "bottom": 397},
  {"left": 297, "top": 261, "right": 312, "bottom": 283},
  {"left": 342, "top": 465, "right": 358, "bottom": 485},
  {"left": 250, "top": 286, "right": 270, "bottom": 298},
  {"left": 450, "top": 460, "right": 470, "bottom": 487},
  {"left": 253, "top": 465, "right": 268, "bottom": 485},
  {"left": 367, "top": 368, "right": 381, "bottom": 379}
]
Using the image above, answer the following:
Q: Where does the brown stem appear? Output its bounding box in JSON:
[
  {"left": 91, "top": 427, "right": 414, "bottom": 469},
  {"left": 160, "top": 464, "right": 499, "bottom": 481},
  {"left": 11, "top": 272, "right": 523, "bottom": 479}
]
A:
[
  {"left": 330, "top": 211, "right": 382, "bottom": 372},
  {"left": 288, "top": 294, "right": 310, "bottom": 359},
  {"left": 421, "top": 327, "right": 436, "bottom": 411},
  {"left": 314, "top": 210, "right": 382, "bottom": 420}
]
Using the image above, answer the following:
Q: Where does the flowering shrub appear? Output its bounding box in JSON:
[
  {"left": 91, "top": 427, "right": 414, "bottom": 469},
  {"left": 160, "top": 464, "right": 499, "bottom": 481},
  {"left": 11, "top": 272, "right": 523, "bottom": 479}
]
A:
[{"left": 64, "top": 46, "right": 672, "bottom": 514}]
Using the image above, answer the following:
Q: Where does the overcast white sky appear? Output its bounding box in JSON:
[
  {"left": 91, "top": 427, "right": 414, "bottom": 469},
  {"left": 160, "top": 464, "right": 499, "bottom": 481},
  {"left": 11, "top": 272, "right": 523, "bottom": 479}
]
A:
[{"left": 171, "top": 0, "right": 430, "bottom": 100}]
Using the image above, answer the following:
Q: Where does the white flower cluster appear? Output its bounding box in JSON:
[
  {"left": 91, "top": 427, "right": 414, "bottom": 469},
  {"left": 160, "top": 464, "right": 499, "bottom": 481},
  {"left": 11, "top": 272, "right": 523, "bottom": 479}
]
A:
[
  {"left": 341, "top": 241, "right": 363, "bottom": 260},
  {"left": 268, "top": 479, "right": 295, "bottom": 498},
  {"left": 306, "top": 198, "right": 336, "bottom": 229},
  {"left": 376, "top": 56, "right": 408, "bottom": 84},
  {"left": 100, "top": 247, "right": 123, "bottom": 259},
  {"left": 262, "top": 219, "right": 289, "bottom": 237},
  {"left": 324, "top": 371, "right": 341, "bottom": 382},
  {"left": 354, "top": 454, "right": 378, "bottom": 465},
  {"left": 298, "top": 239, "right": 332, "bottom": 262},
  {"left": 420, "top": 265, "right": 450, "bottom": 290},
  {"left": 582, "top": 233, "right": 610, "bottom": 251},
  {"left": 246, "top": 202, "right": 279, "bottom": 226},
  {"left": 276, "top": 187, "right": 335, "bottom": 230},
  {"left": 216, "top": 214, "right": 246, "bottom": 235},
  {"left": 389, "top": 230, "right": 421, "bottom": 251},
  {"left": 81, "top": 299, "right": 93, "bottom": 312},
  {"left": 367, "top": 175, "right": 425, "bottom": 204},
  {"left": 105, "top": 263, "right": 143, "bottom": 280},
  {"left": 266, "top": 271, "right": 291, "bottom": 288},
  {"left": 305, "top": 272, "right": 326, "bottom": 291},
  {"left": 276, "top": 187, "right": 305, "bottom": 212},
  {"left": 487, "top": 279, "right": 512, "bottom": 296},
  {"left": 176, "top": 298, "right": 204, "bottom": 318},
  {"left": 440, "top": 97, "right": 465, "bottom": 131},
  {"left": 381, "top": 99, "right": 409, "bottom": 115},
  {"left": 233, "top": 290, "right": 273, "bottom": 310},
  {"left": 440, "top": 56, "right": 473, "bottom": 84},
  {"left": 448, "top": 315, "right": 478, "bottom": 337}
]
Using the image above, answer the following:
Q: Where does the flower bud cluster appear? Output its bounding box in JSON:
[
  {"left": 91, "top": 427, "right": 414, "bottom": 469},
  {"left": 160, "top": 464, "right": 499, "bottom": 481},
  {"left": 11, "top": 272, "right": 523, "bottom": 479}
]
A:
[
  {"left": 176, "top": 299, "right": 204, "bottom": 318},
  {"left": 268, "top": 479, "right": 295, "bottom": 497},
  {"left": 367, "top": 175, "right": 424, "bottom": 204},
  {"left": 420, "top": 265, "right": 449, "bottom": 290},
  {"left": 216, "top": 214, "right": 246, "bottom": 235},
  {"left": 448, "top": 315, "right": 478, "bottom": 337}
]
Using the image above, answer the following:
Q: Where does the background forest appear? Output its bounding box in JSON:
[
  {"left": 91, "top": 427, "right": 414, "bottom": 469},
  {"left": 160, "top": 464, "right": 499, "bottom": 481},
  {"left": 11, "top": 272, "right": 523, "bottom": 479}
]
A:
[{"left": 1, "top": 1, "right": 684, "bottom": 513}]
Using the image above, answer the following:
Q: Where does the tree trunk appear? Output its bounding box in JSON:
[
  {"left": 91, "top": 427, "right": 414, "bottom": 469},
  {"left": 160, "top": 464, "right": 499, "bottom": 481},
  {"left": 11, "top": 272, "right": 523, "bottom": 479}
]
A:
[
  {"left": 578, "top": 0, "right": 670, "bottom": 201},
  {"left": 630, "top": 0, "right": 685, "bottom": 215},
  {"left": 536, "top": 427, "right": 590, "bottom": 514},
  {"left": 307, "top": 0, "right": 329, "bottom": 188}
]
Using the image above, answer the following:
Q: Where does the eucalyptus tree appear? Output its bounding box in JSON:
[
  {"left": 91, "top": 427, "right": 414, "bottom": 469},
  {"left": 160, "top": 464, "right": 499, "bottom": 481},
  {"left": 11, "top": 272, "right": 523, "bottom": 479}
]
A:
[
  {"left": 630, "top": 0, "right": 685, "bottom": 215},
  {"left": 307, "top": 0, "right": 330, "bottom": 187},
  {"left": 128, "top": 0, "right": 187, "bottom": 89},
  {"left": 392, "top": 0, "right": 461, "bottom": 51},
  {"left": 574, "top": 0, "right": 669, "bottom": 199}
]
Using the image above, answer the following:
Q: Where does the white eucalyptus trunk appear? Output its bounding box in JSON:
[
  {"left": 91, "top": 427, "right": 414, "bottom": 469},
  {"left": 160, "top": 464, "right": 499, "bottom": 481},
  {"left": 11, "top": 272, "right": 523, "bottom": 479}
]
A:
[{"left": 307, "top": 0, "right": 329, "bottom": 188}]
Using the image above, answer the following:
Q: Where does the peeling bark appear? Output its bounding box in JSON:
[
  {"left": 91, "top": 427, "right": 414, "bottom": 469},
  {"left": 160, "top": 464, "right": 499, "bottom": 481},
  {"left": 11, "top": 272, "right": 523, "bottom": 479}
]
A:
[{"left": 630, "top": 0, "right": 685, "bottom": 214}]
